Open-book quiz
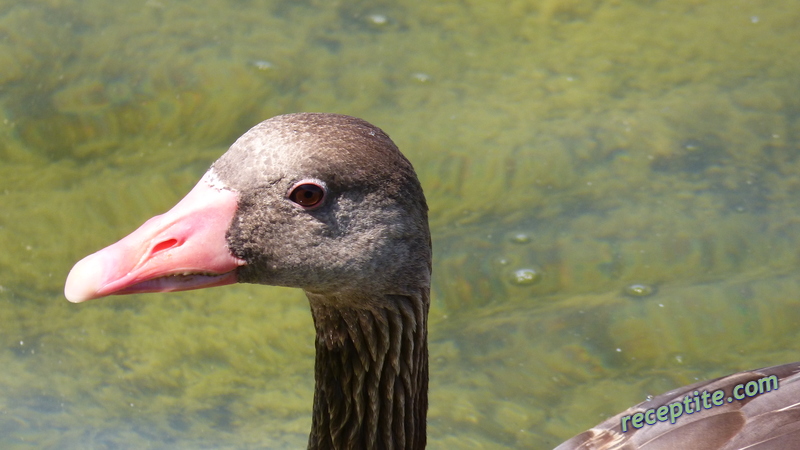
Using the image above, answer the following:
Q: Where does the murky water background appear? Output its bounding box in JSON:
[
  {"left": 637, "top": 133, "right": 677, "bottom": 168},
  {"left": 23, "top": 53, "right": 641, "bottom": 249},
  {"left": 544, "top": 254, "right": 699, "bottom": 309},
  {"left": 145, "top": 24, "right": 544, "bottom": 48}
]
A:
[{"left": 1, "top": 0, "right": 799, "bottom": 448}]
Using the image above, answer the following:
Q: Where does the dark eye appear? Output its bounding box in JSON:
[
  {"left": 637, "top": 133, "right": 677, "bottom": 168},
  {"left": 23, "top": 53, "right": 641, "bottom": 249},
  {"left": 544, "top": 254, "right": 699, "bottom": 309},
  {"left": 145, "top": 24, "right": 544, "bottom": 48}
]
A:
[{"left": 289, "top": 183, "right": 326, "bottom": 208}]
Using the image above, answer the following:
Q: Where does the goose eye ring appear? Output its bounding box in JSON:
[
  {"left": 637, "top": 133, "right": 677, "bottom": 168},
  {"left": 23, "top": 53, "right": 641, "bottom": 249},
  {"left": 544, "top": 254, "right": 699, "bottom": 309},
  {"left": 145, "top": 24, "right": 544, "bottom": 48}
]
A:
[{"left": 288, "top": 181, "right": 326, "bottom": 209}]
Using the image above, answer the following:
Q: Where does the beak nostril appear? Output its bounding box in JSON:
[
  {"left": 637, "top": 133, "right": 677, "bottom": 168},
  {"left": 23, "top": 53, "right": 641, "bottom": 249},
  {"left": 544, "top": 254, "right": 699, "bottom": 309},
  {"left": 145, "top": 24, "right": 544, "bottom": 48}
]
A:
[{"left": 152, "top": 239, "right": 179, "bottom": 254}]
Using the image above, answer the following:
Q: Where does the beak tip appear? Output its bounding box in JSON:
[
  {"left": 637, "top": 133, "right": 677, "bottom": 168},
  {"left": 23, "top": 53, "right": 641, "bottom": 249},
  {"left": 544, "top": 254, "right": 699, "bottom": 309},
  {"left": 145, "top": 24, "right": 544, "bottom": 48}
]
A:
[{"left": 64, "top": 254, "right": 103, "bottom": 303}]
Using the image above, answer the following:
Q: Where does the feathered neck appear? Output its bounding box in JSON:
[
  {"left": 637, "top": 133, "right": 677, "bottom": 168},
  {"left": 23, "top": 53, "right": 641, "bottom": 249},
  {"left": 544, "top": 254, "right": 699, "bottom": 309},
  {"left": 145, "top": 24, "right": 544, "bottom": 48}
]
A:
[{"left": 306, "top": 290, "right": 429, "bottom": 450}]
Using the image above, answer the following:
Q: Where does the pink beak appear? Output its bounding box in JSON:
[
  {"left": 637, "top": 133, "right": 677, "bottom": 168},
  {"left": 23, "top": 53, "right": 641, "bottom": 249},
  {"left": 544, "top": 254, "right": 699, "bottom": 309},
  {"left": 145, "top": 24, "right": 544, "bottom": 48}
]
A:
[{"left": 64, "top": 176, "right": 246, "bottom": 303}]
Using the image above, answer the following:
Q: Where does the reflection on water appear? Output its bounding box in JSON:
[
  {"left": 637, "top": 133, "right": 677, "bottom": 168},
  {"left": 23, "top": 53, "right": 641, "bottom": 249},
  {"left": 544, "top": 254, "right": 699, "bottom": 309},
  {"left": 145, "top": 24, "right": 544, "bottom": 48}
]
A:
[{"left": 1, "top": 0, "right": 799, "bottom": 448}]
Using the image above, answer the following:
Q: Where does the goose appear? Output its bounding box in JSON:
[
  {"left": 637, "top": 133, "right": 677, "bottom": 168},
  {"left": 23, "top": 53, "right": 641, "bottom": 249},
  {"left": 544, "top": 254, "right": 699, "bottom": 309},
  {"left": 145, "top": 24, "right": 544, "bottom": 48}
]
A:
[
  {"left": 555, "top": 361, "right": 800, "bottom": 449},
  {"left": 65, "top": 113, "right": 800, "bottom": 449},
  {"left": 65, "top": 113, "right": 431, "bottom": 449}
]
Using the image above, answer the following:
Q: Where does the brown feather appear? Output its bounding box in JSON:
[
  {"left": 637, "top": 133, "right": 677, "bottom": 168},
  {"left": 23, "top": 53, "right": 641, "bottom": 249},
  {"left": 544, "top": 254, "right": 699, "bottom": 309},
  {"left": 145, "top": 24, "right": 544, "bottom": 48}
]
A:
[
  {"left": 308, "top": 292, "right": 429, "bottom": 450},
  {"left": 556, "top": 362, "right": 800, "bottom": 450}
]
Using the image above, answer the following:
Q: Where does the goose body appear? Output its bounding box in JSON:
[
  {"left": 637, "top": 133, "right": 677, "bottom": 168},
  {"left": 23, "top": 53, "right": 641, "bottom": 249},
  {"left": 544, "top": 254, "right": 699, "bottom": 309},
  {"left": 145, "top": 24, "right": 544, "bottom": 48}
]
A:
[
  {"left": 65, "top": 113, "right": 799, "bottom": 450},
  {"left": 556, "top": 362, "right": 800, "bottom": 449}
]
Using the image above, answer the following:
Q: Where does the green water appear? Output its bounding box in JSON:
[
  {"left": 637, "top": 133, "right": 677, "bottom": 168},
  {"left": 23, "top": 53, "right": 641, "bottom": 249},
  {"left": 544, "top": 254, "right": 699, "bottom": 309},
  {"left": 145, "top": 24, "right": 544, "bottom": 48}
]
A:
[{"left": 1, "top": 0, "right": 799, "bottom": 448}]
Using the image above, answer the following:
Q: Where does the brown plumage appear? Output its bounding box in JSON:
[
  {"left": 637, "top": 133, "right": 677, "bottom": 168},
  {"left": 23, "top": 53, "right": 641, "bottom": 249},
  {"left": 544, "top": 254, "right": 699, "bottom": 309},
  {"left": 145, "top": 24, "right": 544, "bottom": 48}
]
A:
[
  {"left": 309, "top": 297, "right": 428, "bottom": 449},
  {"left": 556, "top": 362, "right": 800, "bottom": 449}
]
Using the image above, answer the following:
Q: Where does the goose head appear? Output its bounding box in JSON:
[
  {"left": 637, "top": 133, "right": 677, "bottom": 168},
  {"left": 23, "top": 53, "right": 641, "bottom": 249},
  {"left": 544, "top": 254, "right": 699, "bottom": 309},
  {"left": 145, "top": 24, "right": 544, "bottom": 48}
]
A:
[{"left": 65, "top": 113, "right": 432, "bottom": 450}]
